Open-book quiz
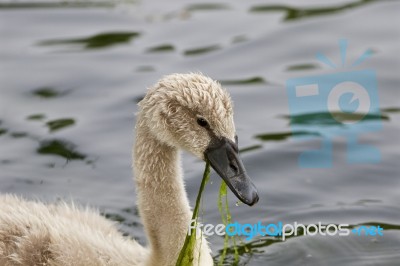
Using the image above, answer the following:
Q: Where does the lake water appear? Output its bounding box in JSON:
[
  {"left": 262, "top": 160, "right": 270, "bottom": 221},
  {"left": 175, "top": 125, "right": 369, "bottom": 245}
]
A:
[{"left": 1, "top": 0, "right": 399, "bottom": 265}]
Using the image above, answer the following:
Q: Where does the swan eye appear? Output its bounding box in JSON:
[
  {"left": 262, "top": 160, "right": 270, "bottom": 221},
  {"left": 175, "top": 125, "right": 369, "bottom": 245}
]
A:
[{"left": 197, "top": 117, "right": 209, "bottom": 127}]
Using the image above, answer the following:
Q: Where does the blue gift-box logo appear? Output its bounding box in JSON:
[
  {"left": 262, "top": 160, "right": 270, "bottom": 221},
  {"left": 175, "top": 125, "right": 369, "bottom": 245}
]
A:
[{"left": 286, "top": 40, "right": 381, "bottom": 168}]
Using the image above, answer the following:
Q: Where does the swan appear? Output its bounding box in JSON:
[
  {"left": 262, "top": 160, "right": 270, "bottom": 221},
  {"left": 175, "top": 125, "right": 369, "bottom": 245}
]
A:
[{"left": 0, "top": 73, "right": 258, "bottom": 266}]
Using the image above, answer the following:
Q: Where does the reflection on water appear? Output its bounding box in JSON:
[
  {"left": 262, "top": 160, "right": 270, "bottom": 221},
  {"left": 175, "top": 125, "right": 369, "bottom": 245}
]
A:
[
  {"left": 240, "top": 145, "right": 263, "bottom": 154},
  {"left": 0, "top": 1, "right": 115, "bottom": 9},
  {"left": 381, "top": 107, "right": 400, "bottom": 113},
  {"left": 39, "top": 32, "right": 141, "bottom": 49},
  {"left": 1, "top": 0, "right": 399, "bottom": 265},
  {"left": 255, "top": 131, "right": 319, "bottom": 142},
  {"left": 32, "top": 87, "right": 69, "bottom": 98},
  {"left": 214, "top": 236, "right": 279, "bottom": 265},
  {"left": 250, "top": 0, "right": 385, "bottom": 21},
  {"left": 286, "top": 63, "right": 319, "bottom": 71},
  {"left": 37, "top": 139, "right": 86, "bottom": 161},
  {"left": 220, "top": 77, "right": 266, "bottom": 86},
  {"left": 231, "top": 35, "right": 248, "bottom": 44},
  {"left": 101, "top": 206, "right": 143, "bottom": 240},
  {"left": 10, "top": 132, "right": 28, "bottom": 138},
  {"left": 46, "top": 118, "right": 75, "bottom": 132},
  {"left": 147, "top": 44, "right": 175, "bottom": 53},
  {"left": 184, "top": 45, "right": 221, "bottom": 56},
  {"left": 0, "top": 120, "right": 5, "bottom": 136},
  {"left": 214, "top": 221, "right": 400, "bottom": 265},
  {"left": 282, "top": 111, "right": 388, "bottom": 126},
  {"left": 0, "top": 128, "right": 7, "bottom": 136},
  {"left": 27, "top": 114, "right": 46, "bottom": 121},
  {"left": 185, "top": 3, "right": 230, "bottom": 12},
  {"left": 136, "top": 65, "right": 155, "bottom": 72}
]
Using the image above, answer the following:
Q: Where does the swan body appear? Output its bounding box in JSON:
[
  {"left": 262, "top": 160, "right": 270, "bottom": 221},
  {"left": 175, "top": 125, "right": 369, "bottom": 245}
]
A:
[
  {"left": 0, "top": 195, "right": 148, "bottom": 266},
  {"left": 0, "top": 73, "right": 258, "bottom": 266}
]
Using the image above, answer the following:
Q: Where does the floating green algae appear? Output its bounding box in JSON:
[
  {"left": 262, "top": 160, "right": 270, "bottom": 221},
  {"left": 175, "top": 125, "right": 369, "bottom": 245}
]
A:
[
  {"left": 176, "top": 162, "right": 210, "bottom": 266},
  {"left": 176, "top": 161, "right": 243, "bottom": 265},
  {"left": 217, "top": 182, "right": 239, "bottom": 265}
]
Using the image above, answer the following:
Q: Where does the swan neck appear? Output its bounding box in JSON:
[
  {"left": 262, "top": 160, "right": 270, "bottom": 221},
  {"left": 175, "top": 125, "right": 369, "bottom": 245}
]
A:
[{"left": 133, "top": 119, "right": 191, "bottom": 265}]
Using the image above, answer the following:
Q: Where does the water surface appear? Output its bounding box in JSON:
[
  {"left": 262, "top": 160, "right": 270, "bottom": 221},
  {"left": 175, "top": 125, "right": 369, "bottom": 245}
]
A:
[{"left": 1, "top": 0, "right": 399, "bottom": 265}]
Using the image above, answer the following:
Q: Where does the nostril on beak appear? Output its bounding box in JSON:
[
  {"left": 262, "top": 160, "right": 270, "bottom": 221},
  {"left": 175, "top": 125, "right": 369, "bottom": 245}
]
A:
[{"left": 229, "top": 162, "right": 238, "bottom": 174}]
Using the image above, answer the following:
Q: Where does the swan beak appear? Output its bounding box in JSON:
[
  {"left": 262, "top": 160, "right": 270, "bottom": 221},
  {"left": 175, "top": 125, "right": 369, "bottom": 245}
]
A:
[{"left": 204, "top": 137, "right": 259, "bottom": 206}]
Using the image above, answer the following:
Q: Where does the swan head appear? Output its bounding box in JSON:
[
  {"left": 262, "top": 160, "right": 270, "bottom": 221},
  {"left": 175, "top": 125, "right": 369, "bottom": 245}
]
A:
[{"left": 139, "top": 73, "right": 258, "bottom": 206}]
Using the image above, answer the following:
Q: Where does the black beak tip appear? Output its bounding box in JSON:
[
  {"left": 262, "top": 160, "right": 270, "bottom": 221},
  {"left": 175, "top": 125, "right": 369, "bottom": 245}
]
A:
[
  {"left": 249, "top": 191, "right": 259, "bottom": 206},
  {"left": 229, "top": 174, "right": 259, "bottom": 206},
  {"left": 242, "top": 186, "right": 259, "bottom": 206}
]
